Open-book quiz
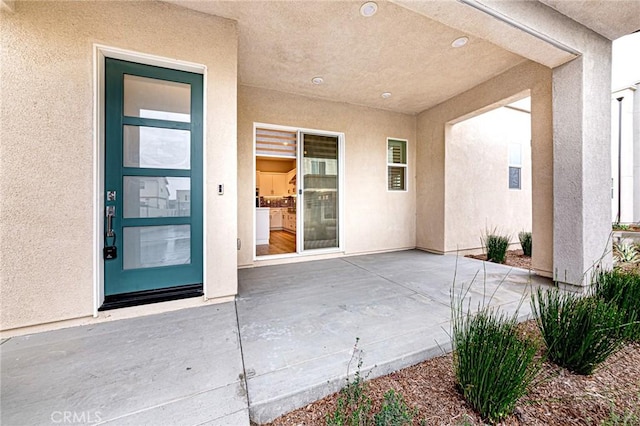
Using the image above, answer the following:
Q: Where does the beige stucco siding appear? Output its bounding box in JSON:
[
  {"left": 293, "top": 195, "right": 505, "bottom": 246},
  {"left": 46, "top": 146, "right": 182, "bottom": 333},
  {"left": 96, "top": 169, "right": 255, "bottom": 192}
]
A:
[
  {"left": 0, "top": 1, "right": 238, "bottom": 331},
  {"left": 417, "top": 60, "right": 553, "bottom": 276},
  {"left": 446, "top": 106, "right": 532, "bottom": 253},
  {"left": 237, "top": 86, "right": 417, "bottom": 267}
]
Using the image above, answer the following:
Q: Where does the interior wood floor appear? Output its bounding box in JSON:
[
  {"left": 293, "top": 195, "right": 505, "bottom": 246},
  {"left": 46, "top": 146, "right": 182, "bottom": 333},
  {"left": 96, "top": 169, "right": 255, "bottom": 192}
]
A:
[{"left": 256, "top": 230, "right": 296, "bottom": 256}]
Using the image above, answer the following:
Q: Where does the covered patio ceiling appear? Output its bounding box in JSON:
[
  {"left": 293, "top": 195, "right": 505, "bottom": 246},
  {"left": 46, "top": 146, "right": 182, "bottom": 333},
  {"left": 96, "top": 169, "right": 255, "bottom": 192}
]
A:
[{"left": 167, "top": 0, "right": 640, "bottom": 115}]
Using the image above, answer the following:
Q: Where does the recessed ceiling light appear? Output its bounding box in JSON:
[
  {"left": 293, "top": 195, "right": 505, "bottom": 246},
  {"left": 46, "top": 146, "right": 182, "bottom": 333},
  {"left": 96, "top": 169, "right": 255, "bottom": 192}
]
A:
[
  {"left": 381, "top": 92, "right": 392, "bottom": 99},
  {"left": 451, "top": 36, "right": 469, "bottom": 48},
  {"left": 360, "top": 1, "right": 378, "bottom": 17},
  {"left": 311, "top": 76, "right": 324, "bottom": 85}
]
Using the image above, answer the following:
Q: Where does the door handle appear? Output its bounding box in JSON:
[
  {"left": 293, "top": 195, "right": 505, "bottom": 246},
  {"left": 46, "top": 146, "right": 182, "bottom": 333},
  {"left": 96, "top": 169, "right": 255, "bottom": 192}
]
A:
[{"left": 106, "top": 206, "right": 116, "bottom": 237}]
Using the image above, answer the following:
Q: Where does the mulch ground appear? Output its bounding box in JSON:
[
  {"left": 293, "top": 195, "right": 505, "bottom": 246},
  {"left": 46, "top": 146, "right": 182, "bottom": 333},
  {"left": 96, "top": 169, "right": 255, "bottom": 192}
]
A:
[
  {"left": 465, "top": 249, "right": 532, "bottom": 271},
  {"left": 261, "top": 253, "right": 640, "bottom": 425},
  {"left": 265, "top": 321, "right": 640, "bottom": 425}
]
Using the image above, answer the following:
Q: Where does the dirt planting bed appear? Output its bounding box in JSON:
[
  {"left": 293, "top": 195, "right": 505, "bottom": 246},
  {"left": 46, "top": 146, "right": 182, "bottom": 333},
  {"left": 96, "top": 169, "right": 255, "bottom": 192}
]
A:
[
  {"left": 265, "top": 321, "right": 640, "bottom": 425},
  {"left": 465, "top": 249, "right": 532, "bottom": 271}
]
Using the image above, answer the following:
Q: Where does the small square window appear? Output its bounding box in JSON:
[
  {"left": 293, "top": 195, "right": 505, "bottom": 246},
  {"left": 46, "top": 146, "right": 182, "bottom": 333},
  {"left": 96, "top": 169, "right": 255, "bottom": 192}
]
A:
[
  {"left": 509, "top": 166, "right": 521, "bottom": 189},
  {"left": 387, "top": 139, "right": 407, "bottom": 191}
]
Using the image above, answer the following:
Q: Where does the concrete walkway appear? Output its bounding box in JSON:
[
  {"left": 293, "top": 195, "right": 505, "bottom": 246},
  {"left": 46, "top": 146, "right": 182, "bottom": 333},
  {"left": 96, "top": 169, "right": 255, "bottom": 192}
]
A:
[
  {"left": 1, "top": 304, "right": 249, "bottom": 425},
  {"left": 1, "top": 250, "right": 550, "bottom": 425}
]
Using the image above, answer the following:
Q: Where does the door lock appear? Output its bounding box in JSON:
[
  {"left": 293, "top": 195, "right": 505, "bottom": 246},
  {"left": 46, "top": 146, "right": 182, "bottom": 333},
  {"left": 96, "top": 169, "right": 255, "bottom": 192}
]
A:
[
  {"left": 104, "top": 206, "right": 117, "bottom": 260},
  {"left": 105, "top": 206, "right": 116, "bottom": 237}
]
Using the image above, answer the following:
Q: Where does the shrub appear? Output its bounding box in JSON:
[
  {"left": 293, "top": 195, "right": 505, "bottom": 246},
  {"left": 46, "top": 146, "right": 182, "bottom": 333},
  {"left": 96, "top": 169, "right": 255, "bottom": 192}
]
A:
[
  {"left": 593, "top": 270, "right": 640, "bottom": 341},
  {"left": 613, "top": 242, "right": 640, "bottom": 263},
  {"left": 372, "top": 389, "right": 414, "bottom": 426},
  {"left": 326, "top": 340, "right": 371, "bottom": 426},
  {"left": 482, "top": 232, "right": 510, "bottom": 264},
  {"left": 327, "top": 340, "right": 416, "bottom": 426},
  {"left": 452, "top": 306, "right": 540, "bottom": 423},
  {"left": 531, "top": 288, "right": 624, "bottom": 375},
  {"left": 602, "top": 406, "right": 640, "bottom": 426},
  {"left": 326, "top": 377, "right": 371, "bottom": 426},
  {"left": 518, "top": 231, "right": 532, "bottom": 257}
]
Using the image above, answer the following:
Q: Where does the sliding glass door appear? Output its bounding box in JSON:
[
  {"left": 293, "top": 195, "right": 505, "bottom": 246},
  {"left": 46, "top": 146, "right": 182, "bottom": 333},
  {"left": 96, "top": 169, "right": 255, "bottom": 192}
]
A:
[{"left": 299, "top": 133, "right": 340, "bottom": 251}]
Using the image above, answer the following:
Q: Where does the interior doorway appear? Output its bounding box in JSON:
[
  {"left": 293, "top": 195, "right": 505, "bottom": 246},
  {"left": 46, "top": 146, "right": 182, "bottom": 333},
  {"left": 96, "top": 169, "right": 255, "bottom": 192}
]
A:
[
  {"left": 255, "top": 127, "right": 298, "bottom": 256},
  {"left": 254, "top": 125, "right": 342, "bottom": 258}
]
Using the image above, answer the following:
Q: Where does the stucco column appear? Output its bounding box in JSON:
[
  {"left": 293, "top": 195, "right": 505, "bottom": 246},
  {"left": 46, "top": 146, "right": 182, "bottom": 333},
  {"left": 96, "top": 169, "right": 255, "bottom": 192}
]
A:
[
  {"left": 530, "top": 83, "right": 553, "bottom": 278},
  {"left": 552, "top": 43, "right": 613, "bottom": 287}
]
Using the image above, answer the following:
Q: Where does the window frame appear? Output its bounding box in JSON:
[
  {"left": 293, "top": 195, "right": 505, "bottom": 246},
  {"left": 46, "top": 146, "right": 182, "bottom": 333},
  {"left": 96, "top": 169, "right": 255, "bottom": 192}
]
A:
[{"left": 387, "top": 138, "right": 408, "bottom": 192}]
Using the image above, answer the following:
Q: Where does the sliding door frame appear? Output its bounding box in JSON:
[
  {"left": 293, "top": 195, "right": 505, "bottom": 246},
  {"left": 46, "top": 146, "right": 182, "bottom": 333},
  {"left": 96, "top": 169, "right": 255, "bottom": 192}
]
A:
[{"left": 252, "top": 122, "right": 345, "bottom": 260}]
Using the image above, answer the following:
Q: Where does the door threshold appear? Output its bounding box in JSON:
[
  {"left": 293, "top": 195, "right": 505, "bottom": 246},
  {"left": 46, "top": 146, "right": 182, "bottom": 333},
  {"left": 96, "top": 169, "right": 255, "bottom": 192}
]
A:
[{"left": 99, "top": 284, "right": 203, "bottom": 311}]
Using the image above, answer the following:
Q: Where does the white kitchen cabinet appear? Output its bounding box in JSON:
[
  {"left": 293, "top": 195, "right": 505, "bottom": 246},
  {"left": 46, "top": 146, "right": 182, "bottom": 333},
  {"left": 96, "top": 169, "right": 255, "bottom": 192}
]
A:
[
  {"left": 283, "top": 212, "right": 290, "bottom": 231},
  {"left": 256, "top": 208, "right": 270, "bottom": 245},
  {"left": 270, "top": 208, "right": 283, "bottom": 230},
  {"left": 284, "top": 212, "right": 296, "bottom": 233},
  {"left": 259, "top": 173, "right": 288, "bottom": 197}
]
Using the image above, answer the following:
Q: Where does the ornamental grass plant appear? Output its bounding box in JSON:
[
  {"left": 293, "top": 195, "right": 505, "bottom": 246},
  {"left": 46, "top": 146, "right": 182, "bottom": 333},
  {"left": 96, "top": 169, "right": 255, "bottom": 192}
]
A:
[
  {"left": 593, "top": 270, "right": 640, "bottom": 341},
  {"left": 482, "top": 231, "right": 510, "bottom": 264},
  {"left": 518, "top": 231, "right": 532, "bottom": 257},
  {"left": 531, "top": 287, "right": 625, "bottom": 375},
  {"left": 452, "top": 302, "right": 540, "bottom": 423}
]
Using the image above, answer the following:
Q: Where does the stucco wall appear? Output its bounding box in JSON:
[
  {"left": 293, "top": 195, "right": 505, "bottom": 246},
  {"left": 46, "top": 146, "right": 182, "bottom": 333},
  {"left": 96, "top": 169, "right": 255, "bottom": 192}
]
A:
[
  {"left": 0, "top": 1, "right": 238, "bottom": 331},
  {"left": 237, "top": 86, "right": 416, "bottom": 267},
  {"left": 416, "top": 60, "right": 553, "bottom": 276},
  {"left": 481, "top": 0, "right": 613, "bottom": 285},
  {"left": 446, "top": 106, "right": 532, "bottom": 253}
]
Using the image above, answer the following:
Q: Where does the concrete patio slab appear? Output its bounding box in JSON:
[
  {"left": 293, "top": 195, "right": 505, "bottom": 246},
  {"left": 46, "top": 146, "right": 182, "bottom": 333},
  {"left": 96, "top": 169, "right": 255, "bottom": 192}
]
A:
[
  {"left": 1, "top": 303, "right": 249, "bottom": 426},
  {"left": 1, "top": 249, "right": 550, "bottom": 426},
  {"left": 237, "top": 250, "right": 550, "bottom": 424}
]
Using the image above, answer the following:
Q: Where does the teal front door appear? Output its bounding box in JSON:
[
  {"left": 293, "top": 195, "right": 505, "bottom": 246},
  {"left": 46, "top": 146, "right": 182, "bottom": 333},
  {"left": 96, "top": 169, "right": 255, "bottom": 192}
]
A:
[{"left": 102, "top": 58, "right": 203, "bottom": 306}]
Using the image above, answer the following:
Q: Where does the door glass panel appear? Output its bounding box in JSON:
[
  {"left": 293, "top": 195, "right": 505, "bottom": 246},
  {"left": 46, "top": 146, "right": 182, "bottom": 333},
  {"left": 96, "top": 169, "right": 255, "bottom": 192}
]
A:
[
  {"left": 123, "top": 176, "right": 191, "bottom": 218},
  {"left": 124, "top": 75, "right": 191, "bottom": 122},
  {"left": 123, "top": 225, "right": 191, "bottom": 270},
  {"left": 302, "top": 134, "right": 339, "bottom": 250},
  {"left": 123, "top": 126, "right": 190, "bottom": 170}
]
